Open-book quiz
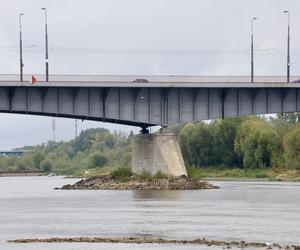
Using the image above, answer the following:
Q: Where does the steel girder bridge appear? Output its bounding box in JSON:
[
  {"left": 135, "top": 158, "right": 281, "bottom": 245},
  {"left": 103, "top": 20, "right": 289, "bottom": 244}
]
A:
[{"left": 1, "top": 75, "right": 300, "bottom": 132}]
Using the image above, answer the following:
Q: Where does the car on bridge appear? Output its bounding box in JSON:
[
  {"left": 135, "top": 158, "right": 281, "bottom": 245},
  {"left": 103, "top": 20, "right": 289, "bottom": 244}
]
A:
[{"left": 131, "top": 79, "right": 149, "bottom": 83}]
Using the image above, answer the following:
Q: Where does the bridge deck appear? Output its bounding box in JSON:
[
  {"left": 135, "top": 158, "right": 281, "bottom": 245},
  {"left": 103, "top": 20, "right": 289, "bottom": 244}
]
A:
[
  {"left": 0, "top": 75, "right": 300, "bottom": 88},
  {"left": 0, "top": 74, "right": 300, "bottom": 127}
]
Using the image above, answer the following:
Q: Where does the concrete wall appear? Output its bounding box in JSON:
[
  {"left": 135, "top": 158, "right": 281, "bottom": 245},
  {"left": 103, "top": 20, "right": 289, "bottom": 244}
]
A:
[{"left": 132, "top": 133, "right": 187, "bottom": 177}]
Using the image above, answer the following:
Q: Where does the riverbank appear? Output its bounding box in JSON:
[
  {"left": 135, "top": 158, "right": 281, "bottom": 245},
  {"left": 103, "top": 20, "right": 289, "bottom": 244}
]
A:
[
  {"left": 0, "top": 171, "right": 45, "bottom": 177},
  {"left": 70, "top": 166, "right": 300, "bottom": 182},
  {"left": 8, "top": 236, "right": 300, "bottom": 249},
  {"left": 187, "top": 167, "right": 300, "bottom": 182},
  {"left": 59, "top": 174, "right": 219, "bottom": 190}
]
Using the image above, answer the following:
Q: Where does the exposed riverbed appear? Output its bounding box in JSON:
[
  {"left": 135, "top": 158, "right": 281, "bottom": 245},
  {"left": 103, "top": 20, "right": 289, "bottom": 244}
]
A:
[
  {"left": 0, "top": 177, "right": 299, "bottom": 250},
  {"left": 60, "top": 175, "right": 219, "bottom": 190}
]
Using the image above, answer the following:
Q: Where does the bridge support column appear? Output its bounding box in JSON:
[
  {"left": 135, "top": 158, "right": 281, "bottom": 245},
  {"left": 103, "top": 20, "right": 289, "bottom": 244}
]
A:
[{"left": 132, "top": 132, "right": 187, "bottom": 177}]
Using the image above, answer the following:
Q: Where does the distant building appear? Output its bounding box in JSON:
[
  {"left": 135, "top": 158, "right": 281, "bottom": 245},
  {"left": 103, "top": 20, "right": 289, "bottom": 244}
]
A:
[{"left": 0, "top": 150, "right": 35, "bottom": 157}]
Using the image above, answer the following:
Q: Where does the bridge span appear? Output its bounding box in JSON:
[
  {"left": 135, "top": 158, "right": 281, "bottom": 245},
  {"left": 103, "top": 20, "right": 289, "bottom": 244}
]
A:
[
  {"left": 1, "top": 75, "right": 300, "bottom": 129},
  {"left": 2, "top": 74, "right": 300, "bottom": 177}
]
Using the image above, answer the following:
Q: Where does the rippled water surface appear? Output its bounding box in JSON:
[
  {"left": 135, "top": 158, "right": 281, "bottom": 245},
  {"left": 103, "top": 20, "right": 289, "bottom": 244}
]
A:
[{"left": 0, "top": 176, "right": 300, "bottom": 250}]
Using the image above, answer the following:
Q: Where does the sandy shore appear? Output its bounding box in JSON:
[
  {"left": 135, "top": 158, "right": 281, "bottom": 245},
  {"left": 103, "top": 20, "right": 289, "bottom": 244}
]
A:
[
  {"left": 0, "top": 171, "right": 45, "bottom": 177},
  {"left": 8, "top": 236, "right": 300, "bottom": 249},
  {"left": 59, "top": 175, "right": 219, "bottom": 190}
]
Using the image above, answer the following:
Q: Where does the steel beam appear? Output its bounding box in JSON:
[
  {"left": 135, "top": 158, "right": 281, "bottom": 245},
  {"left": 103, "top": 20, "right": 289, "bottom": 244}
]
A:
[{"left": 0, "top": 85, "right": 299, "bottom": 128}]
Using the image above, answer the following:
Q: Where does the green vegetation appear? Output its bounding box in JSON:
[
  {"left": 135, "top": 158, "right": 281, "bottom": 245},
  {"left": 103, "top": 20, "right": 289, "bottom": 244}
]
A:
[
  {"left": 234, "top": 119, "right": 282, "bottom": 169},
  {"left": 179, "top": 114, "right": 300, "bottom": 181},
  {"left": 283, "top": 123, "right": 300, "bottom": 170},
  {"left": 0, "top": 128, "right": 132, "bottom": 176},
  {"left": 73, "top": 166, "right": 116, "bottom": 177},
  {"left": 139, "top": 170, "right": 152, "bottom": 181},
  {"left": 1, "top": 114, "right": 300, "bottom": 181},
  {"left": 40, "top": 159, "right": 52, "bottom": 173},
  {"left": 187, "top": 167, "right": 269, "bottom": 179},
  {"left": 153, "top": 170, "right": 169, "bottom": 179},
  {"left": 111, "top": 167, "right": 132, "bottom": 181},
  {"left": 187, "top": 167, "right": 300, "bottom": 181}
]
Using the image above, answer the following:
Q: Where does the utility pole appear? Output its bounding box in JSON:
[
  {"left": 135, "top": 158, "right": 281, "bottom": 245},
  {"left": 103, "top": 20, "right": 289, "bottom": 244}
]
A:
[
  {"left": 284, "top": 11, "right": 290, "bottom": 83},
  {"left": 19, "top": 13, "right": 24, "bottom": 82},
  {"left": 41, "top": 8, "right": 49, "bottom": 82},
  {"left": 251, "top": 17, "right": 258, "bottom": 83},
  {"left": 52, "top": 118, "right": 56, "bottom": 141},
  {"left": 75, "top": 119, "right": 78, "bottom": 138}
]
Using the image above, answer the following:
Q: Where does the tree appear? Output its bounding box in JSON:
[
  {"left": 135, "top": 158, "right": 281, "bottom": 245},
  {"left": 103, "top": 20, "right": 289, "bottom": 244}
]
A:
[
  {"left": 88, "top": 153, "right": 108, "bottom": 168},
  {"left": 72, "top": 128, "right": 115, "bottom": 154},
  {"left": 14, "top": 154, "right": 35, "bottom": 171},
  {"left": 178, "top": 123, "right": 195, "bottom": 166},
  {"left": 283, "top": 123, "right": 300, "bottom": 170},
  {"left": 179, "top": 123, "right": 215, "bottom": 167},
  {"left": 41, "top": 160, "right": 52, "bottom": 172},
  {"left": 32, "top": 152, "right": 45, "bottom": 170},
  {"left": 213, "top": 118, "right": 243, "bottom": 167},
  {"left": 235, "top": 119, "right": 282, "bottom": 169}
]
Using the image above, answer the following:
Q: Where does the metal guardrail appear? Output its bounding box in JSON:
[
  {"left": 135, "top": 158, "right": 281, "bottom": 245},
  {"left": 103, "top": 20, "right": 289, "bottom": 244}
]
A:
[{"left": 0, "top": 74, "right": 300, "bottom": 83}]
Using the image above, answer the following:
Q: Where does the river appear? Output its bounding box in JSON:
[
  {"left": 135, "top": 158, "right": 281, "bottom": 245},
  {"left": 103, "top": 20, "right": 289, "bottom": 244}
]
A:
[{"left": 0, "top": 176, "right": 299, "bottom": 250}]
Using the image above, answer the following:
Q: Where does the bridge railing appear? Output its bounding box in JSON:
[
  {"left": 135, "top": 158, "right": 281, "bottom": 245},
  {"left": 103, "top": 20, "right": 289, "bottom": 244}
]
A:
[{"left": 0, "top": 74, "right": 300, "bottom": 83}]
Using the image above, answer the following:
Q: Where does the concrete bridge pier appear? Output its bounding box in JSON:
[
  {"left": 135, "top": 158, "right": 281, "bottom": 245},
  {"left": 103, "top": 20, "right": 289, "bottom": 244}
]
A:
[{"left": 132, "top": 130, "right": 188, "bottom": 177}]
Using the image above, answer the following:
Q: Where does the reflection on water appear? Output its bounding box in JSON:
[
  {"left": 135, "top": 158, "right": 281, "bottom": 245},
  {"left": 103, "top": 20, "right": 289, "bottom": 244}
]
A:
[
  {"left": 0, "top": 177, "right": 300, "bottom": 250},
  {"left": 132, "top": 190, "right": 182, "bottom": 200}
]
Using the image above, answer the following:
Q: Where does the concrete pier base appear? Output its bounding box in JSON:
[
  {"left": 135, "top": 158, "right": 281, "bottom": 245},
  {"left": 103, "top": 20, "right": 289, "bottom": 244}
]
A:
[{"left": 132, "top": 132, "right": 187, "bottom": 177}]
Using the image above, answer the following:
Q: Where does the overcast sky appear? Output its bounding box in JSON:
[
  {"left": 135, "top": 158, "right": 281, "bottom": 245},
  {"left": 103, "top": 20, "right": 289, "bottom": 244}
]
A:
[{"left": 0, "top": 0, "right": 299, "bottom": 149}]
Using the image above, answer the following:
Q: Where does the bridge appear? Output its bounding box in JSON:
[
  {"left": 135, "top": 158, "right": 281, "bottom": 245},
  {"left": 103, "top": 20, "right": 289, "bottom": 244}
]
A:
[
  {"left": 1, "top": 75, "right": 300, "bottom": 131},
  {"left": 1, "top": 74, "right": 300, "bottom": 177},
  {"left": 0, "top": 149, "right": 35, "bottom": 157}
]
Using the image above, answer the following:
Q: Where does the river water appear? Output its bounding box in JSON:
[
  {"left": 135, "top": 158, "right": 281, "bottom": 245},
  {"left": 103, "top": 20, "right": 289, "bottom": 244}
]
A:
[{"left": 0, "top": 177, "right": 299, "bottom": 250}]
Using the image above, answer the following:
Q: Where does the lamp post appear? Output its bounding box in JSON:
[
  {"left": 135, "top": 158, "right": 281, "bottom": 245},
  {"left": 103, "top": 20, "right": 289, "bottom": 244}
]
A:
[
  {"left": 284, "top": 11, "right": 290, "bottom": 83},
  {"left": 19, "top": 13, "right": 24, "bottom": 82},
  {"left": 251, "top": 17, "right": 257, "bottom": 83},
  {"left": 41, "top": 8, "right": 49, "bottom": 82}
]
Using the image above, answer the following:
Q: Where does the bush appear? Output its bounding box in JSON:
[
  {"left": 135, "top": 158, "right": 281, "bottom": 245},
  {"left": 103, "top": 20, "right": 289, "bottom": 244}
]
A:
[
  {"left": 32, "top": 152, "right": 46, "bottom": 170},
  {"left": 16, "top": 155, "right": 34, "bottom": 171},
  {"left": 139, "top": 170, "right": 152, "bottom": 181},
  {"left": 111, "top": 167, "right": 132, "bottom": 180},
  {"left": 41, "top": 160, "right": 52, "bottom": 172},
  {"left": 153, "top": 170, "right": 168, "bottom": 179},
  {"left": 52, "top": 159, "right": 73, "bottom": 175},
  {"left": 88, "top": 153, "right": 108, "bottom": 168},
  {"left": 283, "top": 123, "right": 300, "bottom": 170}
]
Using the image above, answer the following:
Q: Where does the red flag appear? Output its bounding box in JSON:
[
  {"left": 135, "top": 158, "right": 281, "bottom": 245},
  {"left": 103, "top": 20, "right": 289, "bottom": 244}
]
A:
[{"left": 31, "top": 75, "right": 37, "bottom": 84}]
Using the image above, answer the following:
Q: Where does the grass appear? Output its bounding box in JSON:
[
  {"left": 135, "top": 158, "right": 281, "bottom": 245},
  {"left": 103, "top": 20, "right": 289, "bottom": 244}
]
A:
[
  {"left": 187, "top": 167, "right": 267, "bottom": 179},
  {"left": 72, "top": 165, "right": 300, "bottom": 182},
  {"left": 73, "top": 166, "right": 173, "bottom": 182},
  {"left": 153, "top": 170, "right": 169, "bottom": 179},
  {"left": 267, "top": 168, "right": 300, "bottom": 181},
  {"left": 187, "top": 166, "right": 300, "bottom": 181},
  {"left": 72, "top": 166, "right": 117, "bottom": 177},
  {"left": 73, "top": 166, "right": 133, "bottom": 181},
  {"left": 111, "top": 167, "right": 132, "bottom": 181}
]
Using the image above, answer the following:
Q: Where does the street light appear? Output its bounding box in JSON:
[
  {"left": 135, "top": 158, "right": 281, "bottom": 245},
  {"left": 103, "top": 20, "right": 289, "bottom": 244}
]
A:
[
  {"left": 284, "top": 11, "right": 290, "bottom": 83},
  {"left": 41, "top": 8, "right": 49, "bottom": 82},
  {"left": 19, "top": 13, "right": 24, "bottom": 82},
  {"left": 251, "top": 17, "right": 258, "bottom": 83}
]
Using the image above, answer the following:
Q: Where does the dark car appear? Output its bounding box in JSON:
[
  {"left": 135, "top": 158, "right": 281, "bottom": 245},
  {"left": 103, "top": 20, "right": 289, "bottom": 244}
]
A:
[{"left": 131, "top": 79, "right": 149, "bottom": 83}]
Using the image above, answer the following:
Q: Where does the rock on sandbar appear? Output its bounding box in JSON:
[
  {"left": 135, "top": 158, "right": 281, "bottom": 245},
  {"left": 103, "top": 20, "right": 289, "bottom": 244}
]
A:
[{"left": 59, "top": 175, "right": 219, "bottom": 190}]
